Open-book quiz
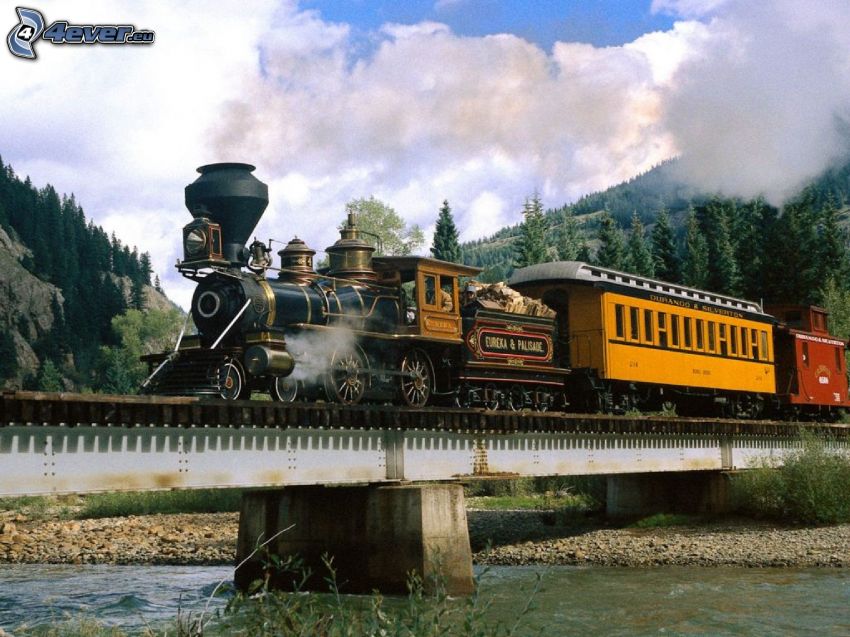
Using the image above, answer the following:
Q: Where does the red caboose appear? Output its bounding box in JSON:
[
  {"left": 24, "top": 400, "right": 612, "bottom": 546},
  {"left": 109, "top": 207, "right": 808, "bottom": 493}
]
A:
[{"left": 769, "top": 305, "right": 850, "bottom": 419}]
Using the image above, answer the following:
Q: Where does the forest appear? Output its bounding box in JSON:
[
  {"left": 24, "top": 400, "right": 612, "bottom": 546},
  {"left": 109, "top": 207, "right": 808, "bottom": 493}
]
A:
[
  {"left": 459, "top": 158, "right": 850, "bottom": 320},
  {"left": 0, "top": 156, "right": 164, "bottom": 390}
]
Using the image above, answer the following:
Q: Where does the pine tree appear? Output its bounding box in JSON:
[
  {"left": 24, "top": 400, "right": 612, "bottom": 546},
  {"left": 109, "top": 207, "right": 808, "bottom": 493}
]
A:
[
  {"left": 817, "top": 195, "right": 847, "bottom": 287},
  {"left": 140, "top": 252, "right": 153, "bottom": 286},
  {"left": 625, "top": 212, "right": 654, "bottom": 277},
  {"left": 131, "top": 278, "right": 146, "bottom": 311},
  {"left": 430, "top": 200, "right": 461, "bottom": 263},
  {"left": 36, "top": 360, "right": 64, "bottom": 392},
  {"left": 595, "top": 212, "right": 627, "bottom": 270},
  {"left": 557, "top": 207, "right": 586, "bottom": 261},
  {"left": 0, "top": 331, "right": 18, "bottom": 382},
  {"left": 651, "top": 207, "right": 679, "bottom": 283},
  {"left": 734, "top": 198, "right": 776, "bottom": 301},
  {"left": 154, "top": 275, "right": 163, "bottom": 293},
  {"left": 682, "top": 208, "right": 709, "bottom": 288},
  {"left": 514, "top": 193, "right": 548, "bottom": 268},
  {"left": 695, "top": 198, "right": 740, "bottom": 295}
]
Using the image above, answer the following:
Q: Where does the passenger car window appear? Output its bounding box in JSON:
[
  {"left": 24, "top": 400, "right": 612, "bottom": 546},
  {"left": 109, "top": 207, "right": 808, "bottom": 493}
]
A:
[{"left": 615, "top": 305, "right": 625, "bottom": 338}]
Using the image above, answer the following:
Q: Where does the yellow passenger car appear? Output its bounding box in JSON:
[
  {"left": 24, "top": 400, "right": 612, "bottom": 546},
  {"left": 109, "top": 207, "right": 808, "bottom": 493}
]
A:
[{"left": 510, "top": 262, "right": 776, "bottom": 416}]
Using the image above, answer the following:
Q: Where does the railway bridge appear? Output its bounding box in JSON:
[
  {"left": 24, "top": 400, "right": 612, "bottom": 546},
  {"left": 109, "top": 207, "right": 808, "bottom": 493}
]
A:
[{"left": 2, "top": 390, "right": 848, "bottom": 593}]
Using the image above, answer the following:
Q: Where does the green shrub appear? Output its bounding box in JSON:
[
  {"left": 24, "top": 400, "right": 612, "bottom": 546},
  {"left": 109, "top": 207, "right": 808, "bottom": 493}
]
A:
[
  {"left": 732, "top": 435, "right": 850, "bottom": 524},
  {"left": 631, "top": 513, "right": 695, "bottom": 528}
]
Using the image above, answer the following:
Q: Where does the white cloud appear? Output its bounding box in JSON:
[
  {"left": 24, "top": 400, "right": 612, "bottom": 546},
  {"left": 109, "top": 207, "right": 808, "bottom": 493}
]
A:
[{"left": 216, "top": 11, "right": 685, "bottom": 270}]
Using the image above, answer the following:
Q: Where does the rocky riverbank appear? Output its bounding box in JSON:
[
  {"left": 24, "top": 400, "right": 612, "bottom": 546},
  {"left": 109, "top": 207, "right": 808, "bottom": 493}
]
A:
[{"left": 1, "top": 508, "right": 848, "bottom": 568}]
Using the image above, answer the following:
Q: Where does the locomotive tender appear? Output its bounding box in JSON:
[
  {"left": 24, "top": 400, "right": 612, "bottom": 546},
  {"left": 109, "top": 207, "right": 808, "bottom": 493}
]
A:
[{"left": 143, "top": 163, "right": 850, "bottom": 419}]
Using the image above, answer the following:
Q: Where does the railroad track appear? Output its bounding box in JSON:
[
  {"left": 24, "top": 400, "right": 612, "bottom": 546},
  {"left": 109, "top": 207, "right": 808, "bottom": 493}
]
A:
[{"left": 3, "top": 390, "right": 849, "bottom": 437}]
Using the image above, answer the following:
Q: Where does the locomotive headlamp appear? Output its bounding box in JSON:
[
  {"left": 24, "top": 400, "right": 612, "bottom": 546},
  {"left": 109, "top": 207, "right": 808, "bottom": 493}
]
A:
[
  {"left": 196, "top": 290, "right": 221, "bottom": 318},
  {"left": 185, "top": 228, "right": 207, "bottom": 255}
]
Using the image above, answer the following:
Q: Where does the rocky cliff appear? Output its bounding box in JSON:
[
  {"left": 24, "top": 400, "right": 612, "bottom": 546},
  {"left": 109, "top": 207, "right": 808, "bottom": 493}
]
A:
[{"left": 0, "top": 225, "right": 174, "bottom": 389}]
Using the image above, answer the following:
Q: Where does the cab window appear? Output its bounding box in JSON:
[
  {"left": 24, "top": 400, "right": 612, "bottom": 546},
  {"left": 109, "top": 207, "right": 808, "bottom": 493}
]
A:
[
  {"left": 439, "top": 275, "right": 455, "bottom": 312},
  {"left": 422, "top": 274, "right": 438, "bottom": 307}
]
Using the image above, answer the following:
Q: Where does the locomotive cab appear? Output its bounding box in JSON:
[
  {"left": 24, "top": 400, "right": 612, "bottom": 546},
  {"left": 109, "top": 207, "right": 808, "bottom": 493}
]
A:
[{"left": 373, "top": 256, "right": 481, "bottom": 341}]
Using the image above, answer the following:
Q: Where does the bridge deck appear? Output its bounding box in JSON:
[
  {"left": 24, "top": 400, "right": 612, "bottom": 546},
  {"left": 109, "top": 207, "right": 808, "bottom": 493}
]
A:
[{"left": 1, "top": 391, "right": 848, "bottom": 496}]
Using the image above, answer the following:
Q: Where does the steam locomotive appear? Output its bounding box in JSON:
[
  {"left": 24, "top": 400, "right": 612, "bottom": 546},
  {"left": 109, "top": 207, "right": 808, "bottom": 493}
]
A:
[
  {"left": 143, "top": 163, "right": 850, "bottom": 420},
  {"left": 142, "top": 163, "right": 568, "bottom": 410}
]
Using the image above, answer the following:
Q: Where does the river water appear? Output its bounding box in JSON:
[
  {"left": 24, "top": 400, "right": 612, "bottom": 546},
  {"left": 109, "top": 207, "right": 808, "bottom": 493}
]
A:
[{"left": 1, "top": 564, "right": 848, "bottom": 635}]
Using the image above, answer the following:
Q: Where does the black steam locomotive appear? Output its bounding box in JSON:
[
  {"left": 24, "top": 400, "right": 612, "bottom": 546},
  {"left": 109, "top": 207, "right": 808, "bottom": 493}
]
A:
[{"left": 142, "top": 163, "right": 568, "bottom": 409}]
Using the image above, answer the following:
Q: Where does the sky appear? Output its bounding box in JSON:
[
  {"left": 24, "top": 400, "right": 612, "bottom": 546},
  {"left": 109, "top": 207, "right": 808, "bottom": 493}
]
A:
[{"left": 1, "top": 0, "right": 850, "bottom": 309}]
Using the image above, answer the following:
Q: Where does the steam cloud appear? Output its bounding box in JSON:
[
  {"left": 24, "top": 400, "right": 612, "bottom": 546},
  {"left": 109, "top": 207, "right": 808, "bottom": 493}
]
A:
[
  {"left": 284, "top": 325, "right": 359, "bottom": 386},
  {"left": 658, "top": 0, "right": 850, "bottom": 203}
]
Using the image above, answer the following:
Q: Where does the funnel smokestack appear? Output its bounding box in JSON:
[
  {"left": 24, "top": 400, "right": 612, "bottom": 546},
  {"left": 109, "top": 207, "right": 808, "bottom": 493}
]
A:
[{"left": 185, "top": 163, "right": 269, "bottom": 266}]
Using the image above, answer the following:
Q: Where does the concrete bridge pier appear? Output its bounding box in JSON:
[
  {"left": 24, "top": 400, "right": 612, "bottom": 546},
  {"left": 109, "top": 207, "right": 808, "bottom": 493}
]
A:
[
  {"left": 235, "top": 483, "right": 474, "bottom": 595},
  {"left": 606, "top": 470, "right": 731, "bottom": 518}
]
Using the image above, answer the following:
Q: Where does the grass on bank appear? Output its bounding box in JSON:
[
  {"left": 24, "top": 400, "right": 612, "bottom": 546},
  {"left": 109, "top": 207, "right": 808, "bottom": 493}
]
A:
[
  {"left": 0, "top": 488, "right": 243, "bottom": 521},
  {"left": 732, "top": 434, "right": 850, "bottom": 524}
]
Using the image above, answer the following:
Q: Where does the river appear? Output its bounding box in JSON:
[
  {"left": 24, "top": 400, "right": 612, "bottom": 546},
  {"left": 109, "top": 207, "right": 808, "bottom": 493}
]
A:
[{"left": 1, "top": 565, "right": 848, "bottom": 635}]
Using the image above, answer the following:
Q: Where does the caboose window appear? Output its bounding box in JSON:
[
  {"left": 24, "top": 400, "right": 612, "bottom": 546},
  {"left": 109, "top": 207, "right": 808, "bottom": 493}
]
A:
[
  {"left": 644, "top": 310, "right": 654, "bottom": 344},
  {"left": 684, "top": 317, "right": 692, "bottom": 348},
  {"left": 719, "top": 324, "right": 727, "bottom": 356},
  {"left": 696, "top": 319, "right": 704, "bottom": 350},
  {"left": 630, "top": 307, "right": 639, "bottom": 340},
  {"left": 836, "top": 347, "right": 843, "bottom": 371},
  {"left": 615, "top": 304, "right": 625, "bottom": 338},
  {"left": 802, "top": 341, "right": 809, "bottom": 367},
  {"left": 671, "top": 314, "right": 680, "bottom": 347},
  {"left": 708, "top": 321, "right": 716, "bottom": 352}
]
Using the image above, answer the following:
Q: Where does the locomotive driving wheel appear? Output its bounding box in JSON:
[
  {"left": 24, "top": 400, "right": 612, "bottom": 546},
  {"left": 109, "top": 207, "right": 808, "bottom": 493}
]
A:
[
  {"left": 399, "top": 348, "right": 434, "bottom": 408},
  {"left": 216, "top": 359, "right": 248, "bottom": 400},
  {"left": 506, "top": 384, "right": 528, "bottom": 411},
  {"left": 454, "top": 383, "right": 481, "bottom": 409},
  {"left": 324, "top": 347, "right": 368, "bottom": 405},
  {"left": 533, "top": 385, "right": 554, "bottom": 412},
  {"left": 270, "top": 376, "right": 299, "bottom": 402}
]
